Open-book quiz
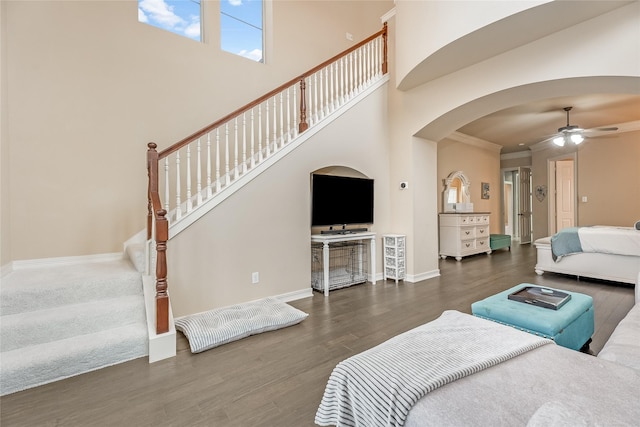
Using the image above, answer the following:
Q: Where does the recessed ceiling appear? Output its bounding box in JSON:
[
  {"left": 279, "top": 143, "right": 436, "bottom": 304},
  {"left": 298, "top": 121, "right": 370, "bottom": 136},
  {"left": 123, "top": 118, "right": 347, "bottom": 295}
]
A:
[{"left": 456, "top": 94, "right": 640, "bottom": 154}]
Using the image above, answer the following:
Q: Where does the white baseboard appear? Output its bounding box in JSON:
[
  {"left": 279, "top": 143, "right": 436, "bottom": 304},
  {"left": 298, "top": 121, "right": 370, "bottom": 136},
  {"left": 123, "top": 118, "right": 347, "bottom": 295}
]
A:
[
  {"left": 275, "top": 287, "right": 314, "bottom": 303},
  {"left": 406, "top": 269, "right": 440, "bottom": 283}
]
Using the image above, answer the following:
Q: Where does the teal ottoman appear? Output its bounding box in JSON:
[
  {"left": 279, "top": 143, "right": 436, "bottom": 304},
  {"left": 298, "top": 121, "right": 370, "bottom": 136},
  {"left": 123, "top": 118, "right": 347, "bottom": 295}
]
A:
[
  {"left": 490, "top": 234, "right": 511, "bottom": 251},
  {"left": 471, "top": 284, "right": 594, "bottom": 351}
]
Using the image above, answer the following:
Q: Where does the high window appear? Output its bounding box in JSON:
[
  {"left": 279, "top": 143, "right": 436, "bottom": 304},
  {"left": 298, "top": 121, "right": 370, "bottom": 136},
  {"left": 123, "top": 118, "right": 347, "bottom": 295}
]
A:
[
  {"left": 138, "top": 0, "right": 202, "bottom": 42},
  {"left": 220, "top": 0, "right": 264, "bottom": 62}
]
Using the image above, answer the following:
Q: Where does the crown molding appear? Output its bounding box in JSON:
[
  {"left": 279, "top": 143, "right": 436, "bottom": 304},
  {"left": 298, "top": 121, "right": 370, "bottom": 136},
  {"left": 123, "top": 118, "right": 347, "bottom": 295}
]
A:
[
  {"left": 447, "top": 131, "right": 502, "bottom": 153},
  {"left": 500, "top": 150, "right": 532, "bottom": 160},
  {"left": 381, "top": 7, "right": 396, "bottom": 23}
]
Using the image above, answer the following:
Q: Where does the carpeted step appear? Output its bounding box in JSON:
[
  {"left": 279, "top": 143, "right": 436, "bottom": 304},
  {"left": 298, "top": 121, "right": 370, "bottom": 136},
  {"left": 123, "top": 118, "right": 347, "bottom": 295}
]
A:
[
  {"left": 1, "top": 295, "right": 146, "bottom": 352},
  {"left": 0, "top": 323, "right": 148, "bottom": 396},
  {"left": 1, "top": 259, "right": 143, "bottom": 315}
]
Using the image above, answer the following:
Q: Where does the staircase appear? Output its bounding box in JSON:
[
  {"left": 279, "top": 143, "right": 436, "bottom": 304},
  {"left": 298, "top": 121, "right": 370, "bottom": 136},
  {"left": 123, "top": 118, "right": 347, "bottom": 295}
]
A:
[
  {"left": 0, "top": 256, "right": 148, "bottom": 396},
  {"left": 0, "top": 26, "right": 389, "bottom": 396}
]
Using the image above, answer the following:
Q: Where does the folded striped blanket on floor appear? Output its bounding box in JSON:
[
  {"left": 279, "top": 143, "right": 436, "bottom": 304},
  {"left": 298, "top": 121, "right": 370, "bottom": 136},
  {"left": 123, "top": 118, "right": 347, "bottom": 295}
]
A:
[{"left": 315, "top": 310, "right": 551, "bottom": 427}]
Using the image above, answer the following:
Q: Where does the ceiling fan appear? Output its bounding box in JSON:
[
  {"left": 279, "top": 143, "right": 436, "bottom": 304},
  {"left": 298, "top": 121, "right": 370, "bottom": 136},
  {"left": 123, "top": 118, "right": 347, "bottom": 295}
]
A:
[{"left": 551, "top": 106, "right": 618, "bottom": 147}]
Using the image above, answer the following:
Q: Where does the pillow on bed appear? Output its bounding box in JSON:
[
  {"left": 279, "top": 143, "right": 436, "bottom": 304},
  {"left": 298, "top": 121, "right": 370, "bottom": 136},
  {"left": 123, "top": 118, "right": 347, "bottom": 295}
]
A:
[{"left": 175, "top": 297, "right": 308, "bottom": 353}]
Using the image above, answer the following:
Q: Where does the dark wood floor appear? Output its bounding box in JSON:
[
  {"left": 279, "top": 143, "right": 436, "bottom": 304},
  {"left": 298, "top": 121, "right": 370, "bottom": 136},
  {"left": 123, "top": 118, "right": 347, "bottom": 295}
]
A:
[{"left": 1, "top": 243, "right": 635, "bottom": 426}]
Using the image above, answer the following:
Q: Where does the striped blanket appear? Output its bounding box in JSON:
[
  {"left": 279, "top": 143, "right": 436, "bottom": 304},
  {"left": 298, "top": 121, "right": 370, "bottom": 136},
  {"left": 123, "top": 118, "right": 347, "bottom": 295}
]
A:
[{"left": 315, "top": 310, "right": 551, "bottom": 427}]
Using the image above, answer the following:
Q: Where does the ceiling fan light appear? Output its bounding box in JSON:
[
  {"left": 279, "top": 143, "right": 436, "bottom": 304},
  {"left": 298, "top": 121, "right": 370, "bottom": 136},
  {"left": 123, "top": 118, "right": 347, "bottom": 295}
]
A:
[
  {"left": 553, "top": 136, "right": 565, "bottom": 147},
  {"left": 571, "top": 134, "right": 584, "bottom": 144}
]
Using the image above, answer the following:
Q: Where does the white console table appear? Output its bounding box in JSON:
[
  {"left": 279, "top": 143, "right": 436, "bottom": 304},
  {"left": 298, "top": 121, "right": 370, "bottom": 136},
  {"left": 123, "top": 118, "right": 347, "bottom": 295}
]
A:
[{"left": 311, "top": 232, "right": 377, "bottom": 296}]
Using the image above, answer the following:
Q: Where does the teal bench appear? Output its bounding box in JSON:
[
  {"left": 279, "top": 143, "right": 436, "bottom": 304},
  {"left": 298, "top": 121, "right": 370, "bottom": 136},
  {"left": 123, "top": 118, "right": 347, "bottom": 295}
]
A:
[{"left": 490, "top": 234, "right": 511, "bottom": 251}]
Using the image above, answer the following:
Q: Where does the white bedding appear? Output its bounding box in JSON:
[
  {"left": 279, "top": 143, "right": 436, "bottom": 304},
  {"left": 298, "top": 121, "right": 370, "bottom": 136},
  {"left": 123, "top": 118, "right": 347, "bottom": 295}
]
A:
[{"left": 579, "top": 226, "right": 640, "bottom": 256}]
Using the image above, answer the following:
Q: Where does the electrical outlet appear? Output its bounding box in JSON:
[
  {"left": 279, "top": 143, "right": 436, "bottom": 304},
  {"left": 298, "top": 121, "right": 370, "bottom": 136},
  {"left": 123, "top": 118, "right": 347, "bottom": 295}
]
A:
[
  {"left": 252, "top": 272, "right": 259, "bottom": 284},
  {"left": 346, "top": 32, "right": 353, "bottom": 41}
]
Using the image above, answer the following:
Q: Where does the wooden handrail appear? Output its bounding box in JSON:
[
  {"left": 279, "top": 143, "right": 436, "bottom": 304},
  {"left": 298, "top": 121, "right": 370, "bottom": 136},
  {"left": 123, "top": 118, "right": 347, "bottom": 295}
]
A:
[
  {"left": 146, "top": 23, "right": 388, "bottom": 335},
  {"left": 159, "top": 23, "right": 388, "bottom": 159}
]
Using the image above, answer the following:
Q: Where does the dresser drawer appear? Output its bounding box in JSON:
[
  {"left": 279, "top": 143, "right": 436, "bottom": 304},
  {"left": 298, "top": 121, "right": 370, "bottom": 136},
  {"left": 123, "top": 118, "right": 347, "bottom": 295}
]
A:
[
  {"left": 461, "top": 240, "right": 476, "bottom": 253},
  {"left": 475, "top": 226, "right": 489, "bottom": 238},
  {"left": 460, "top": 226, "right": 476, "bottom": 240},
  {"left": 476, "top": 237, "right": 490, "bottom": 251}
]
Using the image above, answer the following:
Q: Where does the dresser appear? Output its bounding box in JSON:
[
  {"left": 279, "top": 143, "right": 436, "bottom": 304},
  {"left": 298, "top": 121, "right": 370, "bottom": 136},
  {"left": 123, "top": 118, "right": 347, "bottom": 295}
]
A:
[{"left": 439, "top": 212, "right": 491, "bottom": 261}]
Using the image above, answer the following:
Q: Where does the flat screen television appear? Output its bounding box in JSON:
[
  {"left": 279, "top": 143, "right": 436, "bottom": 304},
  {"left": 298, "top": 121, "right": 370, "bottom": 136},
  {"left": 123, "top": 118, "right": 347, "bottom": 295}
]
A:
[{"left": 311, "top": 174, "right": 374, "bottom": 227}]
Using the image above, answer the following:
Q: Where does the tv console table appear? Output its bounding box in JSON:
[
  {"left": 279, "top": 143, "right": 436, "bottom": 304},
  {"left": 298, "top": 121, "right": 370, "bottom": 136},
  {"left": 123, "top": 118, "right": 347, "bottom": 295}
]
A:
[{"left": 311, "top": 232, "right": 377, "bottom": 296}]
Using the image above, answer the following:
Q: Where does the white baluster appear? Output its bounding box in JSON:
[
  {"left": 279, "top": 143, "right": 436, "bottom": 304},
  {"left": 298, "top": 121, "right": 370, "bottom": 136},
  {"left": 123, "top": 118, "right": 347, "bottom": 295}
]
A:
[
  {"left": 369, "top": 41, "right": 372, "bottom": 80},
  {"left": 175, "top": 151, "right": 182, "bottom": 220},
  {"left": 349, "top": 52, "right": 354, "bottom": 98},
  {"left": 196, "top": 139, "right": 202, "bottom": 205},
  {"left": 206, "top": 133, "right": 213, "bottom": 199},
  {"left": 358, "top": 48, "right": 363, "bottom": 92},
  {"left": 329, "top": 63, "right": 335, "bottom": 113},
  {"left": 234, "top": 117, "right": 239, "bottom": 180},
  {"left": 286, "top": 88, "right": 291, "bottom": 143},
  {"left": 375, "top": 38, "right": 381, "bottom": 77},
  {"left": 242, "top": 112, "right": 248, "bottom": 174},
  {"left": 313, "top": 73, "right": 319, "bottom": 124},
  {"left": 258, "top": 105, "right": 263, "bottom": 162},
  {"left": 251, "top": 109, "right": 256, "bottom": 167},
  {"left": 224, "top": 123, "right": 230, "bottom": 186},
  {"left": 215, "top": 128, "right": 221, "bottom": 192},
  {"left": 164, "top": 157, "right": 170, "bottom": 213},
  {"left": 293, "top": 84, "right": 298, "bottom": 138},
  {"left": 318, "top": 70, "right": 324, "bottom": 120},
  {"left": 186, "top": 145, "right": 192, "bottom": 213},
  {"left": 265, "top": 100, "right": 270, "bottom": 157},
  {"left": 272, "top": 96, "right": 277, "bottom": 151},
  {"left": 323, "top": 68, "right": 329, "bottom": 116},
  {"left": 339, "top": 57, "right": 345, "bottom": 106},
  {"left": 279, "top": 92, "right": 284, "bottom": 147}
]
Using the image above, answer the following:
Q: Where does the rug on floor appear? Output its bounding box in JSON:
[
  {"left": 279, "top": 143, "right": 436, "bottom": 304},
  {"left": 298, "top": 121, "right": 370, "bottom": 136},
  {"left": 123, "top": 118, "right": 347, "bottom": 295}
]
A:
[{"left": 174, "top": 297, "right": 308, "bottom": 353}]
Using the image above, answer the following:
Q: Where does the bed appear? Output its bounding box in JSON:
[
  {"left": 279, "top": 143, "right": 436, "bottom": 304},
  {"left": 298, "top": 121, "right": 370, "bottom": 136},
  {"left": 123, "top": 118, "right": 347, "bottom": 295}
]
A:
[
  {"left": 534, "top": 226, "right": 640, "bottom": 285},
  {"left": 315, "top": 310, "right": 640, "bottom": 427}
]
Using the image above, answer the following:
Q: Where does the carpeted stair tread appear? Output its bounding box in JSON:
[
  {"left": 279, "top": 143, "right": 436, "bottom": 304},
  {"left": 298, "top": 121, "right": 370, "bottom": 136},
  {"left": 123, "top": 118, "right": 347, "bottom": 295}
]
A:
[
  {"left": 0, "top": 323, "right": 148, "bottom": 396},
  {"left": 1, "top": 259, "right": 143, "bottom": 315},
  {"left": 1, "top": 295, "right": 146, "bottom": 352}
]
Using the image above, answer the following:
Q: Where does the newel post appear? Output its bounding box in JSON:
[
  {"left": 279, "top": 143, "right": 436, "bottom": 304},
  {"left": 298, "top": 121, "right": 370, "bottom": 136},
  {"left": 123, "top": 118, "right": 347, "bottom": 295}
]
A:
[
  {"left": 298, "top": 77, "right": 309, "bottom": 133},
  {"left": 382, "top": 22, "right": 388, "bottom": 75},
  {"left": 155, "top": 209, "right": 169, "bottom": 334}
]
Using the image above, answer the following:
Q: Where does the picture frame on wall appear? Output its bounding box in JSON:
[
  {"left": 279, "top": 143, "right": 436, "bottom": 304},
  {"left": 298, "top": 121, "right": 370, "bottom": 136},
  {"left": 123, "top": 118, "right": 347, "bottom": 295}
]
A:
[{"left": 481, "top": 182, "right": 490, "bottom": 199}]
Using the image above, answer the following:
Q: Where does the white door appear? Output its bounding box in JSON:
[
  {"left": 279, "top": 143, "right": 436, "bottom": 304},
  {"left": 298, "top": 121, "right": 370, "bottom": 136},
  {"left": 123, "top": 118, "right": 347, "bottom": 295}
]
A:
[
  {"left": 518, "top": 167, "right": 532, "bottom": 244},
  {"left": 555, "top": 159, "right": 575, "bottom": 230}
]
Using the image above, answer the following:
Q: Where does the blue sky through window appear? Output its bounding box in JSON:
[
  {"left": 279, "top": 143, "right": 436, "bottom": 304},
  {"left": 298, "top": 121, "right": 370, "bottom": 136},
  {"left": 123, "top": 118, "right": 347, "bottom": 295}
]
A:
[
  {"left": 221, "top": 0, "right": 263, "bottom": 62},
  {"left": 138, "top": 0, "right": 201, "bottom": 41},
  {"left": 138, "top": 0, "right": 264, "bottom": 63}
]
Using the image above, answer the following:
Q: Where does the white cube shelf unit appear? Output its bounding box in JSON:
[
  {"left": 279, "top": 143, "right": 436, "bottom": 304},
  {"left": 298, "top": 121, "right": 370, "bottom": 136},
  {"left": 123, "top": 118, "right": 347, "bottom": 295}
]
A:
[{"left": 383, "top": 234, "right": 406, "bottom": 283}]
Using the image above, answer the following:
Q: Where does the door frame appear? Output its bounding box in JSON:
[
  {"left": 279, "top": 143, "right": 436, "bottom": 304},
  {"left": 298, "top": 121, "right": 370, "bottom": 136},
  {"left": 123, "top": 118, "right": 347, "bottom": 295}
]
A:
[{"left": 547, "top": 152, "right": 578, "bottom": 236}]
